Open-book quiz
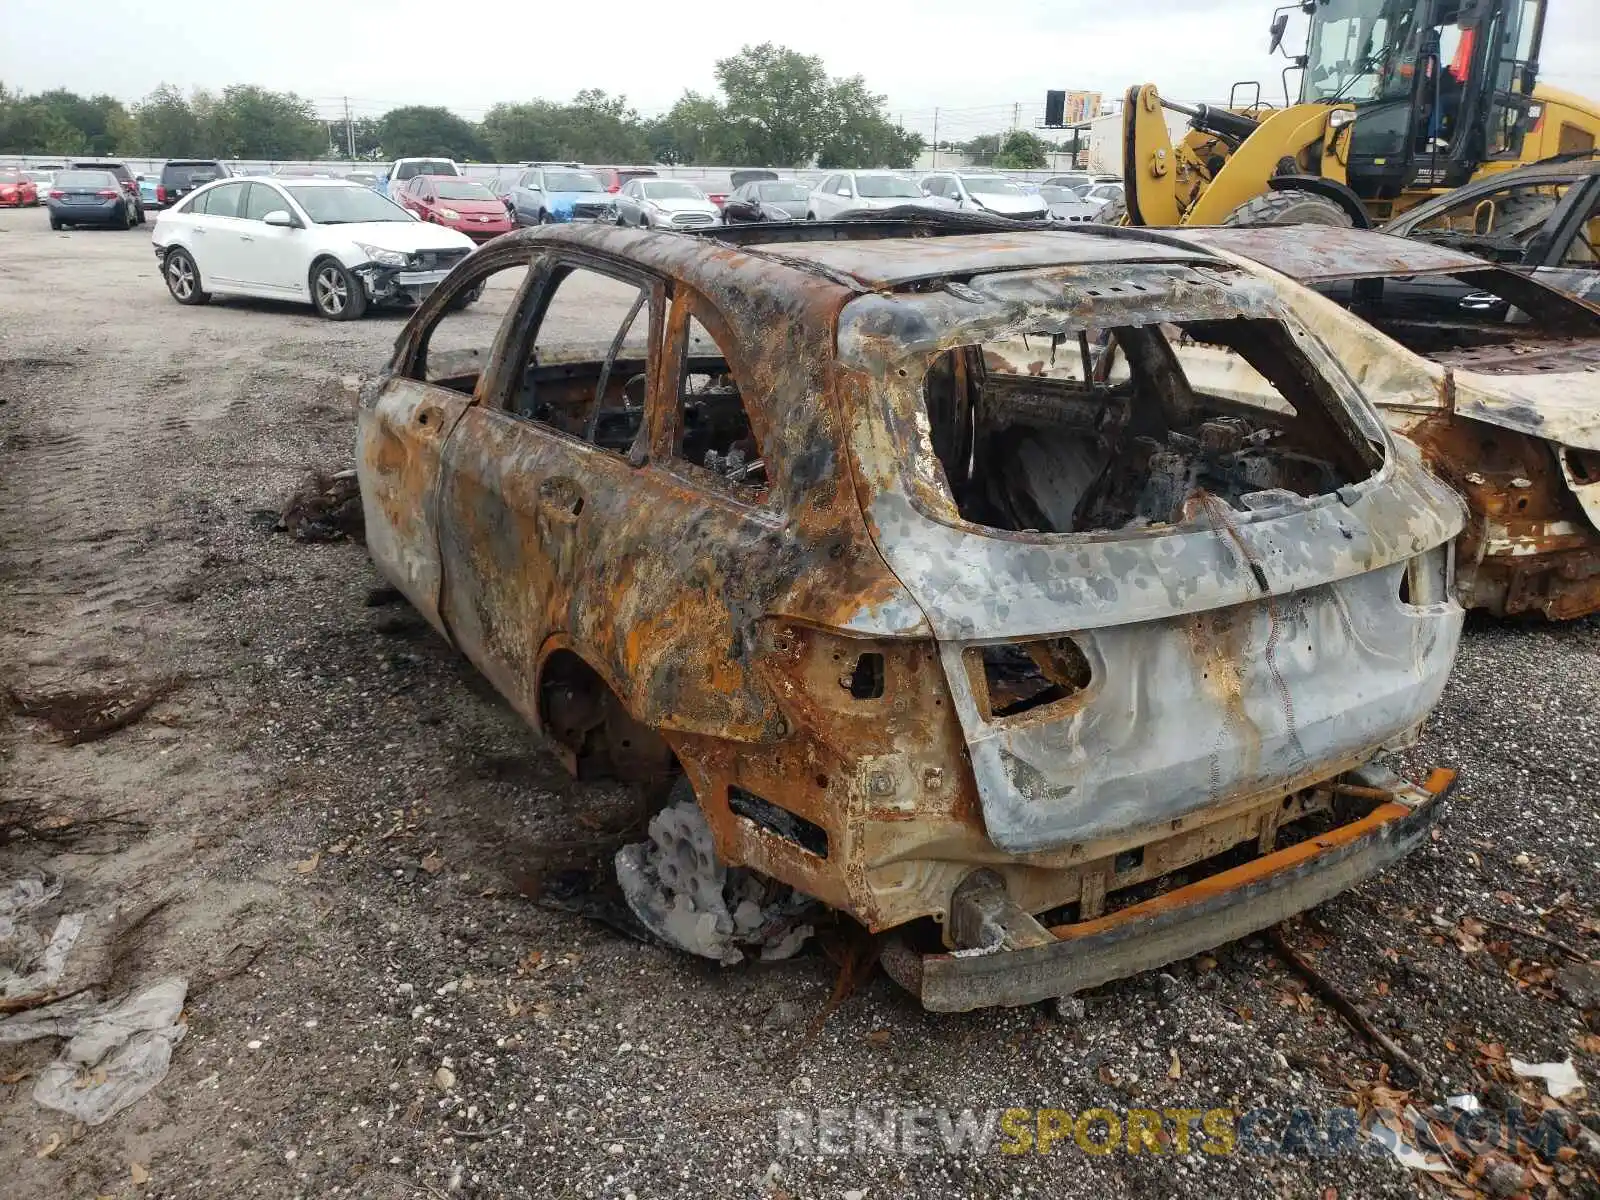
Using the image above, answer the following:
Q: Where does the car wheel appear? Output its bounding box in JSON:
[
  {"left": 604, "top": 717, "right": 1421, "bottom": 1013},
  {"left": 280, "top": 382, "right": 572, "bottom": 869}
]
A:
[
  {"left": 122, "top": 203, "right": 136, "bottom": 230},
  {"left": 164, "top": 248, "right": 211, "bottom": 305},
  {"left": 806, "top": 211, "right": 816, "bottom": 221},
  {"left": 311, "top": 259, "right": 368, "bottom": 321},
  {"left": 49, "top": 217, "right": 62, "bottom": 231},
  {"left": 137, "top": 204, "right": 147, "bottom": 225},
  {"left": 537, "top": 209, "right": 552, "bottom": 225}
]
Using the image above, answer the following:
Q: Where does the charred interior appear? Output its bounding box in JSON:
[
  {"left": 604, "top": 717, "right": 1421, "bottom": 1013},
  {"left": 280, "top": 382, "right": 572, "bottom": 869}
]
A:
[{"left": 923, "top": 317, "right": 1380, "bottom": 535}]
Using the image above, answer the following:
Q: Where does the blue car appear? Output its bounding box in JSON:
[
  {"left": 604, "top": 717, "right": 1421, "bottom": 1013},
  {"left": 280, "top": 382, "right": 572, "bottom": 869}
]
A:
[{"left": 505, "top": 165, "right": 618, "bottom": 226}]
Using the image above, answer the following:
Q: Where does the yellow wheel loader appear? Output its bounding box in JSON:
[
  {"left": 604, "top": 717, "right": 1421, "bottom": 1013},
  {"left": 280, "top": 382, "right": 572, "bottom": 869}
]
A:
[{"left": 1117, "top": 0, "right": 1600, "bottom": 228}]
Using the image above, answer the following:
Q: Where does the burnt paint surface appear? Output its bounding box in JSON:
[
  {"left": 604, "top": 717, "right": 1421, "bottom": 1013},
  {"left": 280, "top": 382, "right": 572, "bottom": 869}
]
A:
[
  {"left": 1181, "top": 232, "right": 1600, "bottom": 619},
  {"left": 357, "top": 223, "right": 1465, "bottom": 938}
]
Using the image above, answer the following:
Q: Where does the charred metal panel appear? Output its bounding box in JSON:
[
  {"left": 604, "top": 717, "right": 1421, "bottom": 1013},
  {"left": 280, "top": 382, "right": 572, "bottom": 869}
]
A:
[
  {"left": 357, "top": 378, "right": 475, "bottom": 637},
  {"left": 357, "top": 222, "right": 1471, "bottom": 997},
  {"left": 940, "top": 567, "right": 1459, "bottom": 853}
]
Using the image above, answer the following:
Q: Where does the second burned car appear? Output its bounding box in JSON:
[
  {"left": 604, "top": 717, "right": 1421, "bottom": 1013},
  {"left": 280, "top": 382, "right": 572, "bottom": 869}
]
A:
[{"left": 358, "top": 218, "right": 1465, "bottom": 1011}]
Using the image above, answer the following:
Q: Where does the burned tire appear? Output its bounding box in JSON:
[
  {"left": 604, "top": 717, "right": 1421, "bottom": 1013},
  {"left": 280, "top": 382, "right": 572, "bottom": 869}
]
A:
[{"left": 1223, "top": 190, "right": 1352, "bottom": 227}]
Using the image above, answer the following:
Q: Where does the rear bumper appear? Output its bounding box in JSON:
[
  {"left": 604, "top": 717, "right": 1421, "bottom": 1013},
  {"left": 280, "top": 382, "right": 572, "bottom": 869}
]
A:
[
  {"left": 47, "top": 200, "right": 124, "bottom": 223},
  {"left": 880, "top": 767, "right": 1453, "bottom": 1012}
]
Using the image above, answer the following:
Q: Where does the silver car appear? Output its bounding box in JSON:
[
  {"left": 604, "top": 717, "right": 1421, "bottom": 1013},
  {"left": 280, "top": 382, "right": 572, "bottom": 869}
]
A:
[
  {"left": 1039, "top": 184, "right": 1104, "bottom": 224},
  {"left": 920, "top": 172, "right": 1049, "bottom": 221},
  {"left": 806, "top": 171, "right": 936, "bottom": 220},
  {"left": 614, "top": 179, "right": 721, "bottom": 230}
]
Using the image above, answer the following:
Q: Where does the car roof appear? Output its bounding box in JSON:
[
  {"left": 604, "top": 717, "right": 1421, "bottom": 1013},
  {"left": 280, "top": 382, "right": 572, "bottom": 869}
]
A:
[
  {"left": 1176, "top": 224, "right": 1499, "bottom": 282},
  {"left": 255, "top": 178, "right": 368, "bottom": 188},
  {"left": 735, "top": 228, "right": 1218, "bottom": 288}
]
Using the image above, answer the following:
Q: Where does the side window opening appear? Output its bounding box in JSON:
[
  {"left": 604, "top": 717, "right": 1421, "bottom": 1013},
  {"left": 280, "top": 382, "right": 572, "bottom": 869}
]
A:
[
  {"left": 415, "top": 262, "right": 534, "bottom": 394},
  {"left": 673, "top": 313, "right": 766, "bottom": 497},
  {"left": 924, "top": 319, "right": 1377, "bottom": 536},
  {"left": 509, "top": 265, "right": 653, "bottom": 456}
]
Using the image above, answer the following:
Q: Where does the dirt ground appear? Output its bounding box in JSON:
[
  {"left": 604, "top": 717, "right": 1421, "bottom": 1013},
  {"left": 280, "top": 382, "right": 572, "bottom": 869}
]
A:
[{"left": 2, "top": 206, "right": 1599, "bottom": 1200}]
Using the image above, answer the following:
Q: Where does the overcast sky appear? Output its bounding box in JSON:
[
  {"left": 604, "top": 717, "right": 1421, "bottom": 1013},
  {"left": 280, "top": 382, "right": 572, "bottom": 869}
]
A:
[{"left": 6, "top": 0, "right": 1599, "bottom": 143}]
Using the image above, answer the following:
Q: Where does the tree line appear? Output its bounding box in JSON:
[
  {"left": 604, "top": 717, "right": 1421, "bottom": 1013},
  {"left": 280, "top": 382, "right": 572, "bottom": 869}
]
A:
[{"left": 0, "top": 45, "right": 927, "bottom": 169}]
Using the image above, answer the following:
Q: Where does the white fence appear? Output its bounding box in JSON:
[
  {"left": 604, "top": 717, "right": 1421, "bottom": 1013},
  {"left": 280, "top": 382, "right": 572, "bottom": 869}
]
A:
[{"left": 0, "top": 157, "right": 1114, "bottom": 191}]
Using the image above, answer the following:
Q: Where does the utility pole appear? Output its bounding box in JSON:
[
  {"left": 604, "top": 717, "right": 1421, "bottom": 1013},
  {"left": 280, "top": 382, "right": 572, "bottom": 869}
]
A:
[
  {"left": 1013, "top": 101, "right": 1020, "bottom": 131},
  {"left": 931, "top": 108, "right": 939, "bottom": 167},
  {"left": 344, "top": 97, "right": 356, "bottom": 160}
]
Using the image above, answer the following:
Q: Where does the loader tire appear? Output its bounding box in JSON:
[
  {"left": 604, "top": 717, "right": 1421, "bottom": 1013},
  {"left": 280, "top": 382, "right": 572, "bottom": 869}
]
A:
[{"left": 1222, "top": 190, "right": 1352, "bottom": 227}]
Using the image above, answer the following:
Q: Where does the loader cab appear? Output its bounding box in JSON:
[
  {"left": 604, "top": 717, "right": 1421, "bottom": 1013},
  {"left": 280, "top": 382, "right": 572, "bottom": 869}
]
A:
[{"left": 1296, "top": 0, "right": 1545, "bottom": 200}]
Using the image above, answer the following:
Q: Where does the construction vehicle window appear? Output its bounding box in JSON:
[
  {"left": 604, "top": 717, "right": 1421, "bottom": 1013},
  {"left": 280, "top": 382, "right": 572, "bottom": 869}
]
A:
[
  {"left": 673, "top": 316, "right": 766, "bottom": 498},
  {"left": 917, "top": 320, "right": 1380, "bottom": 537},
  {"left": 1303, "top": 2, "right": 1416, "bottom": 104},
  {"left": 418, "top": 263, "right": 533, "bottom": 393},
  {"left": 1486, "top": 0, "right": 1542, "bottom": 156},
  {"left": 509, "top": 267, "right": 652, "bottom": 456}
]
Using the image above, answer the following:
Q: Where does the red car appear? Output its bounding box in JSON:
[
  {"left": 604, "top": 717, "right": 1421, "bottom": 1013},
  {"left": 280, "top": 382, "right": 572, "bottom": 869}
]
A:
[
  {"left": 591, "top": 166, "right": 659, "bottom": 194},
  {"left": 398, "top": 175, "right": 513, "bottom": 243},
  {"left": 0, "top": 172, "right": 40, "bottom": 207}
]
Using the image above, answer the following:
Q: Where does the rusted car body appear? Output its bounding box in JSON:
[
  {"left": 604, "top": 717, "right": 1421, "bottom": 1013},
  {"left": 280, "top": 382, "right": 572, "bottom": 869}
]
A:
[
  {"left": 357, "top": 219, "right": 1465, "bottom": 1011},
  {"left": 1163, "top": 225, "right": 1600, "bottom": 621}
]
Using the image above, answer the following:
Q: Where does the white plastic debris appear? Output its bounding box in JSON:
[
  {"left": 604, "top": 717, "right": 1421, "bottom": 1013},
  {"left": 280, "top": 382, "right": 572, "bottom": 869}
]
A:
[
  {"left": 1366, "top": 1107, "right": 1451, "bottom": 1174},
  {"left": 0, "top": 977, "right": 188, "bottom": 1125},
  {"left": 0, "top": 871, "right": 87, "bottom": 1004},
  {"left": 1446, "top": 1094, "right": 1482, "bottom": 1113},
  {"left": 1511, "top": 1057, "right": 1587, "bottom": 1101}
]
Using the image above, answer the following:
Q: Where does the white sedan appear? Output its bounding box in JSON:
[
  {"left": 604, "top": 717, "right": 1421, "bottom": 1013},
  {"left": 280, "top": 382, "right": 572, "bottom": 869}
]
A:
[{"left": 150, "top": 177, "right": 477, "bottom": 320}]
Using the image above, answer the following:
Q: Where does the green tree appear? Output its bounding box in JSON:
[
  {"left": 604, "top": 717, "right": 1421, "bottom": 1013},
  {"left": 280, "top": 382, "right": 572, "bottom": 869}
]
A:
[
  {"left": 994, "top": 129, "right": 1050, "bottom": 170},
  {"left": 0, "top": 85, "right": 81, "bottom": 153},
  {"left": 130, "top": 84, "right": 203, "bottom": 156},
  {"left": 714, "top": 44, "right": 833, "bottom": 167},
  {"left": 378, "top": 105, "right": 486, "bottom": 160},
  {"left": 205, "top": 86, "right": 325, "bottom": 159},
  {"left": 645, "top": 92, "right": 743, "bottom": 166},
  {"left": 962, "top": 133, "right": 1002, "bottom": 165},
  {"left": 26, "top": 90, "right": 132, "bottom": 154},
  {"left": 560, "top": 90, "right": 651, "bottom": 162},
  {"left": 481, "top": 101, "right": 562, "bottom": 162},
  {"left": 327, "top": 117, "right": 385, "bottom": 160},
  {"left": 482, "top": 93, "right": 651, "bottom": 164},
  {"left": 816, "top": 77, "right": 922, "bottom": 169}
]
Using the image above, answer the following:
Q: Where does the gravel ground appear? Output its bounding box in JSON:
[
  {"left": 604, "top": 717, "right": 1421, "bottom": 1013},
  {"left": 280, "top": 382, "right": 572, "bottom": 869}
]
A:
[{"left": 2, "top": 206, "right": 1598, "bottom": 1200}]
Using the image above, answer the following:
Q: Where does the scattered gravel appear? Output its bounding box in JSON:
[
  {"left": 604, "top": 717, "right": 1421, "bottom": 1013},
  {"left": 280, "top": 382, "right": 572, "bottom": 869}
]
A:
[{"left": 2, "top": 207, "right": 1597, "bottom": 1199}]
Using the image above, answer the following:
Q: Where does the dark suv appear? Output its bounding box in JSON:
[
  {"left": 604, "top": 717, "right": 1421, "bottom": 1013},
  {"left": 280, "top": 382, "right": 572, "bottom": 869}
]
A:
[
  {"left": 156, "top": 159, "right": 231, "bottom": 210},
  {"left": 70, "top": 159, "right": 144, "bottom": 224}
]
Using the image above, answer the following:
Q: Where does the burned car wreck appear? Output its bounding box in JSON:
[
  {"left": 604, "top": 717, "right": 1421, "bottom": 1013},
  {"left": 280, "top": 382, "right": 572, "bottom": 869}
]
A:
[
  {"left": 1166, "top": 226, "right": 1600, "bottom": 621},
  {"left": 358, "top": 219, "right": 1464, "bottom": 1011}
]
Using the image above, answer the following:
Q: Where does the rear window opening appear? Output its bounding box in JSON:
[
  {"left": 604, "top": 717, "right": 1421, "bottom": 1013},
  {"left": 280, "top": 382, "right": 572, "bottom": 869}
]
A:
[{"left": 922, "top": 317, "right": 1379, "bottom": 536}]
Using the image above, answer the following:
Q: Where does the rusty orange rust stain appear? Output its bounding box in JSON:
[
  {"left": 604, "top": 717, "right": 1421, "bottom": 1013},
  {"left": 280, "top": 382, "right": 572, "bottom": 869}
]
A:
[{"left": 1046, "top": 769, "right": 1455, "bottom": 941}]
